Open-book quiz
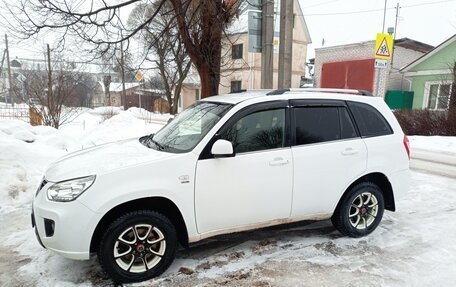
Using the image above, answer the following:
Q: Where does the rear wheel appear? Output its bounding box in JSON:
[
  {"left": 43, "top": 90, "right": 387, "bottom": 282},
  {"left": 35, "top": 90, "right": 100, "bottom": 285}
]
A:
[
  {"left": 332, "top": 182, "right": 384, "bottom": 238},
  {"left": 98, "top": 210, "right": 177, "bottom": 283}
]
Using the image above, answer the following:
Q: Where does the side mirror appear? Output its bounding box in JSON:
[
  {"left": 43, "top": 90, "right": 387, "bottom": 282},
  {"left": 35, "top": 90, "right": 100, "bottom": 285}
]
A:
[
  {"left": 211, "top": 139, "right": 234, "bottom": 158},
  {"left": 167, "top": 117, "right": 173, "bottom": 124}
]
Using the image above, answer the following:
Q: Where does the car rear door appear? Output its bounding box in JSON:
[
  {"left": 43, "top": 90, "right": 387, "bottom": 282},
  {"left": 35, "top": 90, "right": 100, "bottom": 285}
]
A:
[{"left": 290, "top": 99, "right": 368, "bottom": 217}]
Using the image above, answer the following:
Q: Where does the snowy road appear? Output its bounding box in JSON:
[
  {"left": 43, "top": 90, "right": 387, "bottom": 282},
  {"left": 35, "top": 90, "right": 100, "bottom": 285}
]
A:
[{"left": 1, "top": 171, "right": 455, "bottom": 287}]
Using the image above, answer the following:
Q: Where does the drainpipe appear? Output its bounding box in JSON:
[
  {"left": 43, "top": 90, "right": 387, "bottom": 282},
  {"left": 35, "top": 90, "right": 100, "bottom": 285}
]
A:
[{"left": 403, "top": 76, "right": 412, "bottom": 91}]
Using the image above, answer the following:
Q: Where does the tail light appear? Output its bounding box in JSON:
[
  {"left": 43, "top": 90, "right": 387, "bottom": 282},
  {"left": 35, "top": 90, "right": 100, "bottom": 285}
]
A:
[{"left": 403, "top": 135, "right": 410, "bottom": 159}]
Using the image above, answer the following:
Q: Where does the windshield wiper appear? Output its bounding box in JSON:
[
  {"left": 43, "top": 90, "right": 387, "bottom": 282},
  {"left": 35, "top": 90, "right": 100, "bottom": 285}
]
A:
[
  {"left": 149, "top": 137, "right": 166, "bottom": 151},
  {"left": 140, "top": 133, "right": 167, "bottom": 151}
]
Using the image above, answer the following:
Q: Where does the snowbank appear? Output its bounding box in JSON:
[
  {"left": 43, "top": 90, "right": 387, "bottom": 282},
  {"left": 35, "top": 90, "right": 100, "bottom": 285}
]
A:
[
  {"left": 0, "top": 108, "right": 166, "bottom": 213},
  {"left": 409, "top": 135, "right": 456, "bottom": 155}
]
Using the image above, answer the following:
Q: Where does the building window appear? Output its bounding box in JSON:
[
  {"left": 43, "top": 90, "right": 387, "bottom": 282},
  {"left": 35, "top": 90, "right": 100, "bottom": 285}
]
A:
[
  {"left": 230, "top": 81, "right": 242, "bottom": 93},
  {"left": 425, "top": 82, "right": 452, "bottom": 110},
  {"left": 195, "top": 89, "right": 200, "bottom": 101},
  {"left": 232, "top": 44, "right": 243, "bottom": 60}
]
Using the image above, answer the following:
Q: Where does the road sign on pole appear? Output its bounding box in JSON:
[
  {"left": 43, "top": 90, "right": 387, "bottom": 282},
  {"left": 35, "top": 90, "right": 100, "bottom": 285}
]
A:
[
  {"left": 374, "top": 33, "right": 393, "bottom": 60},
  {"left": 374, "top": 59, "right": 388, "bottom": 69},
  {"left": 135, "top": 72, "right": 143, "bottom": 81}
]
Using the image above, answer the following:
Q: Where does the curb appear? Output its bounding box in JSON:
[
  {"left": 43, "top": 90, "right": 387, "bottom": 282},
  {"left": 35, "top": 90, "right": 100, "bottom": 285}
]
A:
[{"left": 410, "top": 148, "right": 456, "bottom": 178}]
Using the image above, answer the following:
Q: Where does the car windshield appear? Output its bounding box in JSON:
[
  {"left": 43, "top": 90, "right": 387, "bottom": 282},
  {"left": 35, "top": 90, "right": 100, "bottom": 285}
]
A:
[{"left": 140, "top": 101, "right": 232, "bottom": 153}]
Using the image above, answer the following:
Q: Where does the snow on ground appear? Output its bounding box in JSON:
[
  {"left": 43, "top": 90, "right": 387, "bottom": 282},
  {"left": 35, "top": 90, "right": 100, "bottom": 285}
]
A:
[
  {"left": 409, "top": 135, "right": 456, "bottom": 155},
  {"left": 1, "top": 111, "right": 456, "bottom": 286}
]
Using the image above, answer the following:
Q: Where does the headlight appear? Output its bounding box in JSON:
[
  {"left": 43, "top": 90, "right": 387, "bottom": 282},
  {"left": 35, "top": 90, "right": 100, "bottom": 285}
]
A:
[{"left": 47, "top": 175, "right": 96, "bottom": 202}]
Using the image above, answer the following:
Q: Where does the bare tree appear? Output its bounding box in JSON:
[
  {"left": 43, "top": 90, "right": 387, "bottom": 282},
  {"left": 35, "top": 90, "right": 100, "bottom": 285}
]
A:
[
  {"left": 129, "top": 2, "right": 191, "bottom": 115},
  {"left": 3, "top": 0, "right": 242, "bottom": 98},
  {"left": 21, "top": 59, "right": 88, "bottom": 128}
]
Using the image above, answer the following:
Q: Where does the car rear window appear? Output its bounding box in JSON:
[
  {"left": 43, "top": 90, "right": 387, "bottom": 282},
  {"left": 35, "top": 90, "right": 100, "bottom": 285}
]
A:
[{"left": 347, "top": 101, "right": 393, "bottom": 137}]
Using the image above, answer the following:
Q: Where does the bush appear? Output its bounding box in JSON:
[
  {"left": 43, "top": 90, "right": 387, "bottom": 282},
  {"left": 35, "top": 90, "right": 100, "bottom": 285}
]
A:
[
  {"left": 100, "top": 108, "right": 120, "bottom": 122},
  {"left": 393, "top": 109, "right": 456, "bottom": 136}
]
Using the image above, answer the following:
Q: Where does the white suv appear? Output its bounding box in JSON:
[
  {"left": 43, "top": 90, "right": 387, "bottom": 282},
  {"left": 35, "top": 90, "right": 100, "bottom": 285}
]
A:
[{"left": 32, "top": 88, "right": 410, "bottom": 283}]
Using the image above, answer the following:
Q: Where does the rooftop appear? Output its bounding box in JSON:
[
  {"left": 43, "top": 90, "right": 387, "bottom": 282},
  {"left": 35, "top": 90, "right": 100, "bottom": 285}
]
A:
[{"left": 316, "top": 38, "right": 433, "bottom": 53}]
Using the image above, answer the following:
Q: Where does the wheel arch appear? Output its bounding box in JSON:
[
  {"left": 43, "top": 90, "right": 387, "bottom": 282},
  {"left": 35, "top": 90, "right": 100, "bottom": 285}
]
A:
[
  {"left": 90, "top": 197, "right": 189, "bottom": 253},
  {"left": 338, "top": 172, "right": 395, "bottom": 212}
]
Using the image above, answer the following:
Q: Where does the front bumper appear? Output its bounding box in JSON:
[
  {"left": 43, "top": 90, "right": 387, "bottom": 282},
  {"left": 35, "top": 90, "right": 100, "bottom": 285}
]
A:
[{"left": 32, "top": 181, "right": 99, "bottom": 260}]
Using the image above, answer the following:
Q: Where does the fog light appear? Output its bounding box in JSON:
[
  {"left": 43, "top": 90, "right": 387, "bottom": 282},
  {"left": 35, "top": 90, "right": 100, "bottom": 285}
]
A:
[{"left": 44, "top": 219, "right": 55, "bottom": 237}]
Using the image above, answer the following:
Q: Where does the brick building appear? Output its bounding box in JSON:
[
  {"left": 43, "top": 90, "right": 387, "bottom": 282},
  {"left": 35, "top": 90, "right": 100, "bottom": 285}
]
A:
[{"left": 314, "top": 38, "right": 433, "bottom": 97}]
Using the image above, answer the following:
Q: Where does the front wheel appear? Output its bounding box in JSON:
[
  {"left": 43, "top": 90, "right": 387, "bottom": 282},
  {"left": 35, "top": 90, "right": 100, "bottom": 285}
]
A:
[
  {"left": 98, "top": 210, "right": 177, "bottom": 283},
  {"left": 332, "top": 182, "right": 385, "bottom": 238}
]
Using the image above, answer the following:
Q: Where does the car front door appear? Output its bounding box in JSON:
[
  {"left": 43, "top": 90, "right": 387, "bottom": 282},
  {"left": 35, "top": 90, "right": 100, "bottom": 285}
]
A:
[{"left": 195, "top": 101, "right": 293, "bottom": 234}]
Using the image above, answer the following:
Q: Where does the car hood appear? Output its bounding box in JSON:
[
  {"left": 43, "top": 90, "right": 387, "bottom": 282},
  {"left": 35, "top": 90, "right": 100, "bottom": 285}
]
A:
[{"left": 45, "top": 138, "right": 174, "bottom": 182}]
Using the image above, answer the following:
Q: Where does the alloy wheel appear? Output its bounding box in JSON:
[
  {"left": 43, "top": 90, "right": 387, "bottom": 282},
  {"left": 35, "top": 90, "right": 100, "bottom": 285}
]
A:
[
  {"left": 113, "top": 224, "right": 166, "bottom": 273},
  {"left": 349, "top": 192, "right": 379, "bottom": 230}
]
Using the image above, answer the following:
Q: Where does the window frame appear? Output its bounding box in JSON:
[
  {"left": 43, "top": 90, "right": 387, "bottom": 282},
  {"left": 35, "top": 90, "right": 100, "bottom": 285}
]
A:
[
  {"left": 232, "top": 43, "right": 243, "bottom": 60},
  {"left": 230, "top": 80, "right": 242, "bottom": 93},
  {"left": 290, "top": 99, "right": 361, "bottom": 147},
  {"left": 423, "top": 80, "right": 453, "bottom": 110},
  {"left": 199, "top": 100, "right": 290, "bottom": 160}
]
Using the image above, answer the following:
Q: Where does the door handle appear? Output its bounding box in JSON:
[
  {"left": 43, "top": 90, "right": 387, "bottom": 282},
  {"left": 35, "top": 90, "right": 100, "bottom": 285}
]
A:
[
  {"left": 341, "top": 148, "right": 358, "bottom": 156},
  {"left": 269, "top": 158, "right": 290, "bottom": 166}
]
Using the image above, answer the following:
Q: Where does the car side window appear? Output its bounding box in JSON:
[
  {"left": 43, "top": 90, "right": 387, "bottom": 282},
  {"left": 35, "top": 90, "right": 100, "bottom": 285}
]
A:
[
  {"left": 347, "top": 101, "right": 393, "bottom": 137},
  {"left": 221, "top": 108, "right": 286, "bottom": 154},
  {"left": 294, "top": 106, "right": 358, "bottom": 145}
]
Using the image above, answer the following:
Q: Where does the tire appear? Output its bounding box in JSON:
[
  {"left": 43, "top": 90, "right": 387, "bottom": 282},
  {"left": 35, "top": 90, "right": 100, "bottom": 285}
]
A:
[
  {"left": 331, "top": 182, "right": 385, "bottom": 238},
  {"left": 97, "top": 210, "right": 177, "bottom": 283}
]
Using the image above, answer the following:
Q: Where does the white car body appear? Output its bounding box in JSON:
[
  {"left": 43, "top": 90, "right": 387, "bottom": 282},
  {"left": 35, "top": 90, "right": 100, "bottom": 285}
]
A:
[{"left": 32, "top": 89, "right": 410, "bottom": 261}]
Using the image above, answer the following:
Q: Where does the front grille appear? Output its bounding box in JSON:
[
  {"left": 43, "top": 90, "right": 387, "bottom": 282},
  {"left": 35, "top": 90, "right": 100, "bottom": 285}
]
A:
[{"left": 36, "top": 179, "right": 48, "bottom": 196}]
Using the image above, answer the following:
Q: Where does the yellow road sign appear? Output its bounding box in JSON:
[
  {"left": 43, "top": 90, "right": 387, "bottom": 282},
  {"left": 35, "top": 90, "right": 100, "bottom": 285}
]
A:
[
  {"left": 374, "top": 33, "right": 394, "bottom": 60},
  {"left": 135, "top": 72, "right": 143, "bottom": 81}
]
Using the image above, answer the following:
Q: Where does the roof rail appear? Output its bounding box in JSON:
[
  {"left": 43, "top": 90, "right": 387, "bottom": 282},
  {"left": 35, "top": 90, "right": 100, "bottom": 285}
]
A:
[
  {"left": 291, "top": 88, "right": 374, "bottom": 97},
  {"left": 265, "top": 88, "right": 374, "bottom": 97},
  {"left": 266, "top": 89, "right": 290, "bottom": 95}
]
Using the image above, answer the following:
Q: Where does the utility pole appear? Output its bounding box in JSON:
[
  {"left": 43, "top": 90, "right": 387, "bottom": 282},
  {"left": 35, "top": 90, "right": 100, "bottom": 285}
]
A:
[
  {"left": 47, "top": 44, "right": 52, "bottom": 107},
  {"left": 0, "top": 49, "right": 5, "bottom": 73},
  {"left": 393, "top": 3, "right": 400, "bottom": 41},
  {"left": 382, "top": 0, "right": 387, "bottom": 33},
  {"left": 277, "top": 0, "right": 293, "bottom": 89},
  {"left": 390, "top": 3, "right": 400, "bottom": 67},
  {"left": 261, "top": 0, "right": 274, "bottom": 89},
  {"left": 5, "top": 34, "right": 13, "bottom": 104},
  {"left": 120, "top": 39, "right": 126, "bottom": 110}
]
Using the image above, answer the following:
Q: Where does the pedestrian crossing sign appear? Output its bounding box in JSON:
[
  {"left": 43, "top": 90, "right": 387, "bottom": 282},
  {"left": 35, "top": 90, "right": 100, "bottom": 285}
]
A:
[{"left": 374, "top": 33, "right": 393, "bottom": 60}]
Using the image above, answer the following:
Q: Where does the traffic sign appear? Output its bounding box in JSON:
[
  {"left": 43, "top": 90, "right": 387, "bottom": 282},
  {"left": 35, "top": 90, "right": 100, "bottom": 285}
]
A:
[
  {"left": 135, "top": 72, "right": 143, "bottom": 81},
  {"left": 374, "top": 59, "right": 388, "bottom": 69},
  {"left": 374, "top": 33, "right": 393, "bottom": 60}
]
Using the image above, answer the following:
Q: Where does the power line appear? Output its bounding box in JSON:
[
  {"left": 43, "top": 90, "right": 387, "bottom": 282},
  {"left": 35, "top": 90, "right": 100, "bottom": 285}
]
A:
[
  {"left": 300, "top": 0, "right": 456, "bottom": 17},
  {"left": 301, "top": 0, "right": 340, "bottom": 9}
]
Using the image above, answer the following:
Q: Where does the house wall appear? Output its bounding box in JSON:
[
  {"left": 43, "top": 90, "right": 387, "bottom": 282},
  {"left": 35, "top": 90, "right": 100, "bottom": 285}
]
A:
[
  {"left": 408, "top": 40, "right": 456, "bottom": 72},
  {"left": 219, "top": 4, "right": 309, "bottom": 96},
  {"left": 181, "top": 85, "right": 200, "bottom": 110},
  {"left": 406, "top": 39, "right": 456, "bottom": 108},
  {"left": 388, "top": 46, "right": 424, "bottom": 91}
]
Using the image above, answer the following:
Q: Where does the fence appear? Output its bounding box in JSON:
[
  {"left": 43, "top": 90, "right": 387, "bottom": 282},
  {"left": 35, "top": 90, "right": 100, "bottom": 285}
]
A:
[
  {"left": 0, "top": 104, "right": 30, "bottom": 123},
  {"left": 0, "top": 104, "right": 42, "bottom": 125}
]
